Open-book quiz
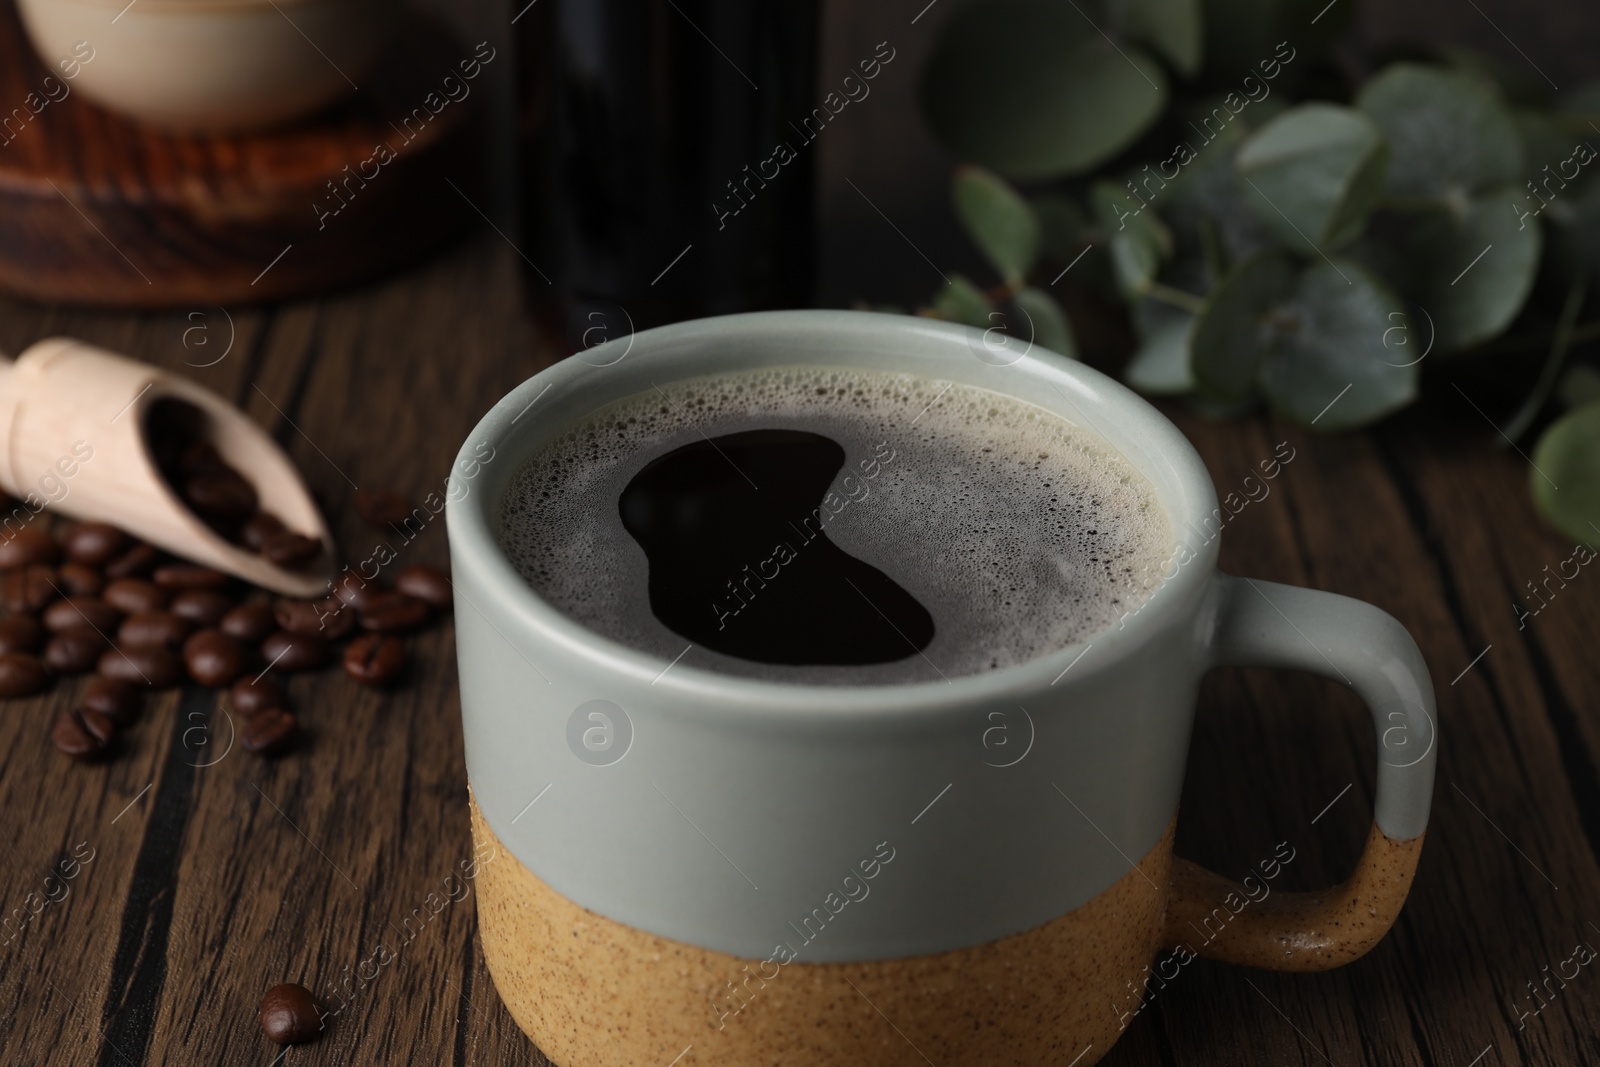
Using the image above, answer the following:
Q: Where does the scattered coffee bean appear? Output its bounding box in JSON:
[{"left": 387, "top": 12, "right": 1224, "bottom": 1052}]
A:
[
  {"left": 316, "top": 598, "right": 355, "bottom": 639},
  {"left": 119, "top": 611, "right": 193, "bottom": 650},
  {"left": 242, "top": 709, "right": 299, "bottom": 758},
  {"left": 395, "top": 564, "right": 452, "bottom": 611},
  {"left": 153, "top": 564, "right": 230, "bottom": 591},
  {"left": 356, "top": 488, "right": 412, "bottom": 531},
  {"left": 104, "top": 543, "right": 159, "bottom": 579},
  {"left": 261, "top": 631, "right": 329, "bottom": 672},
  {"left": 183, "top": 630, "right": 245, "bottom": 687},
  {"left": 52, "top": 708, "right": 116, "bottom": 760},
  {"left": 3, "top": 565, "right": 58, "bottom": 614},
  {"left": 220, "top": 602, "right": 276, "bottom": 643},
  {"left": 184, "top": 469, "right": 258, "bottom": 522},
  {"left": 83, "top": 677, "right": 141, "bottom": 726},
  {"left": 0, "top": 614, "right": 43, "bottom": 654},
  {"left": 0, "top": 651, "right": 49, "bottom": 696},
  {"left": 258, "top": 982, "right": 322, "bottom": 1044},
  {"left": 241, "top": 512, "right": 288, "bottom": 551},
  {"left": 274, "top": 599, "right": 332, "bottom": 637},
  {"left": 170, "top": 589, "right": 233, "bottom": 627},
  {"left": 98, "top": 644, "right": 184, "bottom": 688},
  {"left": 359, "top": 591, "right": 430, "bottom": 633},
  {"left": 343, "top": 633, "right": 406, "bottom": 687},
  {"left": 262, "top": 531, "right": 321, "bottom": 568},
  {"left": 58, "top": 562, "right": 104, "bottom": 597},
  {"left": 231, "top": 675, "right": 287, "bottom": 717},
  {"left": 44, "top": 597, "right": 122, "bottom": 634},
  {"left": 44, "top": 627, "right": 111, "bottom": 674},
  {"left": 104, "top": 578, "right": 169, "bottom": 614},
  {"left": 63, "top": 523, "right": 127, "bottom": 567},
  {"left": 330, "top": 571, "right": 385, "bottom": 612},
  {"left": 0, "top": 527, "right": 61, "bottom": 569}
]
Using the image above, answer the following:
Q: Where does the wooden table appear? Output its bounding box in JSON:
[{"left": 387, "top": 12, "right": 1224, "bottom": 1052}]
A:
[{"left": 0, "top": 234, "right": 1595, "bottom": 1067}]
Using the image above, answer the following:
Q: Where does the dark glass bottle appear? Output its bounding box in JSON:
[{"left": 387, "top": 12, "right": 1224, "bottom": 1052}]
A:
[{"left": 519, "top": 0, "right": 818, "bottom": 347}]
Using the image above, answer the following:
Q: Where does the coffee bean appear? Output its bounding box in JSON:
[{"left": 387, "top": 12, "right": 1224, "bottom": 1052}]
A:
[
  {"left": 182, "top": 630, "right": 244, "bottom": 687},
  {"left": 170, "top": 589, "right": 233, "bottom": 627},
  {"left": 231, "top": 675, "right": 287, "bottom": 717},
  {"left": 220, "top": 602, "right": 276, "bottom": 643},
  {"left": 394, "top": 564, "right": 452, "bottom": 611},
  {"left": 330, "top": 571, "right": 386, "bottom": 611},
  {"left": 3, "top": 565, "right": 58, "bottom": 614},
  {"left": 83, "top": 677, "right": 141, "bottom": 726},
  {"left": 153, "top": 564, "right": 230, "bottom": 591},
  {"left": 183, "top": 470, "right": 258, "bottom": 522},
  {"left": 176, "top": 440, "right": 226, "bottom": 477},
  {"left": 241, "top": 512, "right": 287, "bottom": 551},
  {"left": 44, "top": 627, "right": 111, "bottom": 674},
  {"left": 0, "top": 651, "right": 49, "bottom": 696},
  {"left": 98, "top": 644, "right": 184, "bottom": 688},
  {"left": 58, "top": 562, "right": 104, "bottom": 597},
  {"left": 104, "top": 578, "right": 168, "bottom": 614},
  {"left": 261, "top": 631, "right": 329, "bottom": 672},
  {"left": 119, "top": 611, "right": 193, "bottom": 650},
  {"left": 356, "top": 488, "right": 412, "bottom": 531},
  {"left": 359, "top": 591, "right": 430, "bottom": 633},
  {"left": 242, "top": 709, "right": 299, "bottom": 758},
  {"left": 0, "top": 528, "right": 61, "bottom": 569},
  {"left": 104, "top": 543, "right": 159, "bottom": 579},
  {"left": 52, "top": 708, "right": 116, "bottom": 760},
  {"left": 63, "top": 523, "right": 127, "bottom": 567},
  {"left": 343, "top": 633, "right": 406, "bottom": 687},
  {"left": 274, "top": 599, "right": 332, "bottom": 637},
  {"left": 44, "top": 597, "right": 122, "bottom": 634},
  {"left": 262, "top": 531, "right": 322, "bottom": 568},
  {"left": 258, "top": 982, "right": 321, "bottom": 1043},
  {"left": 0, "top": 614, "right": 43, "bottom": 654}
]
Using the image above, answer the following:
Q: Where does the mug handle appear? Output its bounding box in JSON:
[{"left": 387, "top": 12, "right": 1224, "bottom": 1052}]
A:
[{"left": 1161, "top": 575, "right": 1437, "bottom": 971}]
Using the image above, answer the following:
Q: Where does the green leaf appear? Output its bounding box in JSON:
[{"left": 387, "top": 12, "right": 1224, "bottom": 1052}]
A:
[
  {"left": 1531, "top": 402, "right": 1600, "bottom": 543},
  {"left": 1115, "top": 0, "right": 1202, "bottom": 77},
  {"left": 1034, "top": 195, "right": 1090, "bottom": 262},
  {"left": 932, "top": 274, "right": 993, "bottom": 328},
  {"left": 1356, "top": 63, "right": 1522, "bottom": 199},
  {"left": 1090, "top": 181, "right": 1172, "bottom": 299},
  {"left": 1395, "top": 186, "right": 1542, "bottom": 352},
  {"left": 1191, "top": 251, "right": 1293, "bottom": 402},
  {"left": 1235, "top": 103, "right": 1388, "bottom": 247},
  {"left": 1012, "top": 287, "right": 1076, "bottom": 358},
  {"left": 920, "top": 0, "right": 1167, "bottom": 180},
  {"left": 952, "top": 166, "right": 1040, "bottom": 285},
  {"left": 1125, "top": 313, "right": 1196, "bottom": 394}
]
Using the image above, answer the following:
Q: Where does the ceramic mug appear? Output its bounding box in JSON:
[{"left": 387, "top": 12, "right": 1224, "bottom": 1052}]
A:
[{"left": 446, "top": 310, "right": 1437, "bottom": 1066}]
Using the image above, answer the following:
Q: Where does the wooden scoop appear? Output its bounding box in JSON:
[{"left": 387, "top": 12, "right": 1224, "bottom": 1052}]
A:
[{"left": 0, "top": 337, "right": 336, "bottom": 597}]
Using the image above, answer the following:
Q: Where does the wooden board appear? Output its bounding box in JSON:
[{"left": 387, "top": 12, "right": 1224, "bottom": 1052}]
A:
[
  {"left": 0, "top": 235, "right": 1598, "bottom": 1067},
  {"left": 0, "top": 1, "right": 486, "bottom": 308}
]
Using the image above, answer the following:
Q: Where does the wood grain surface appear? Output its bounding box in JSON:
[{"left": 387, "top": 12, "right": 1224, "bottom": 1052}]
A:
[{"left": 0, "top": 234, "right": 1596, "bottom": 1067}]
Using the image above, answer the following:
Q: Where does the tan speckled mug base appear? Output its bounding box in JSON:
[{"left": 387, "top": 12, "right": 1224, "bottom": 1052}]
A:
[{"left": 470, "top": 796, "right": 1172, "bottom": 1067}]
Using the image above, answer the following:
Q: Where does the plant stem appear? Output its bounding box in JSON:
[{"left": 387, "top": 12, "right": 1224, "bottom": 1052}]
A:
[
  {"left": 1145, "top": 282, "right": 1207, "bottom": 314},
  {"left": 1473, "top": 319, "right": 1600, "bottom": 355},
  {"left": 1500, "top": 273, "right": 1587, "bottom": 444}
]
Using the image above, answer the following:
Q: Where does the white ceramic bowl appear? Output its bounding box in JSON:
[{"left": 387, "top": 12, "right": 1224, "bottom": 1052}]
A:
[{"left": 17, "top": 0, "right": 400, "bottom": 132}]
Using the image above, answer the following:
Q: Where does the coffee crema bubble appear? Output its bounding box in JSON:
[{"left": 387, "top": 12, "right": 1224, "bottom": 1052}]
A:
[{"left": 497, "top": 367, "right": 1173, "bottom": 685}]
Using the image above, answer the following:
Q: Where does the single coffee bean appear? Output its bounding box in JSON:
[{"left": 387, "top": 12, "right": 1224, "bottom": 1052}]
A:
[
  {"left": 63, "top": 523, "right": 127, "bottom": 567},
  {"left": 3, "top": 565, "right": 58, "bottom": 614},
  {"left": 104, "top": 578, "right": 169, "bottom": 614},
  {"left": 58, "top": 562, "right": 104, "bottom": 597},
  {"left": 0, "top": 614, "right": 43, "bottom": 654},
  {"left": 241, "top": 512, "right": 288, "bottom": 551},
  {"left": 395, "top": 564, "right": 452, "bottom": 611},
  {"left": 242, "top": 709, "right": 299, "bottom": 758},
  {"left": 262, "top": 531, "right": 321, "bottom": 568},
  {"left": 258, "top": 981, "right": 321, "bottom": 1043},
  {"left": 356, "top": 488, "right": 412, "bottom": 531},
  {"left": 104, "top": 543, "right": 159, "bottom": 579},
  {"left": 0, "top": 651, "right": 49, "bottom": 696},
  {"left": 183, "top": 470, "right": 258, "bottom": 522},
  {"left": 52, "top": 708, "right": 116, "bottom": 760},
  {"left": 359, "top": 591, "right": 430, "bottom": 633},
  {"left": 153, "top": 564, "right": 230, "bottom": 591},
  {"left": 231, "top": 675, "right": 287, "bottom": 717},
  {"left": 343, "top": 633, "right": 406, "bottom": 687},
  {"left": 330, "top": 571, "right": 385, "bottom": 611},
  {"left": 44, "top": 627, "right": 111, "bottom": 674},
  {"left": 220, "top": 602, "right": 276, "bottom": 643},
  {"left": 182, "top": 630, "right": 245, "bottom": 687},
  {"left": 0, "top": 527, "right": 61, "bottom": 569},
  {"left": 98, "top": 644, "right": 184, "bottom": 688},
  {"left": 119, "top": 611, "right": 193, "bottom": 650},
  {"left": 170, "top": 589, "right": 233, "bottom": 627},
  {"left": 44, "top": 597, "right": 122, "bottom": 634},
  {"left": 274, "top": 599, "right": 332, "bottom": 637},
  {"left": 83, "top": 676, "right": 141, "bottom": 726},
  {"left": 261, "top": 631, "right": 329, "bottom": 672},
  {"left": 179, "top": 440, "right": 228, "bottom": 478}
]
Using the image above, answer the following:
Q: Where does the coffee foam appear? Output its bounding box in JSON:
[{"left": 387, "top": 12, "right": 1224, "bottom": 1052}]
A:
[{"left": 497, "top": 367, "right": 1172, "bottom": 685}]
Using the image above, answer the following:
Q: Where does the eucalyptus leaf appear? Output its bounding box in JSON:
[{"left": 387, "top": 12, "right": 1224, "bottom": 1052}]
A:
[
  {"left": 952, "top": 166, "right": 1040, "bottom": 285},
  {"left": 1013, "top": 287, "right": 1077, "bottom": 358},
  {"left": 1154, "top": 117, "right": 1275, "bottom": 268},
  {"left": 1114, "top": 0, "right": 1202, "bottom": 77},
  {"left": 920, "top": 0, "right": 1167, "bottom": 180},
  {"left": 933, "top": 274, "right": 994, "bottom": 328},
  {"left": 1530, "top": 402, "right": 1600, "bottom": 543},
  {"left": 1090, "top": 181, "right": 1171, "bottom": 298},
  {"left": 1125, "top": 314, "right": 1196, "bottom": 394},
  {"left": 1191, "top": 251, "right": 1292, "bottom": 402},
  {"left": 1235, "top": 103, "right": 1388, "bottom": 247},
  {"left": 1356, "top": 63, "right": 1522, "bottom": 199},
  {"left": 1035, "top": 195, "right": 1090, "bottom": 262}
]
